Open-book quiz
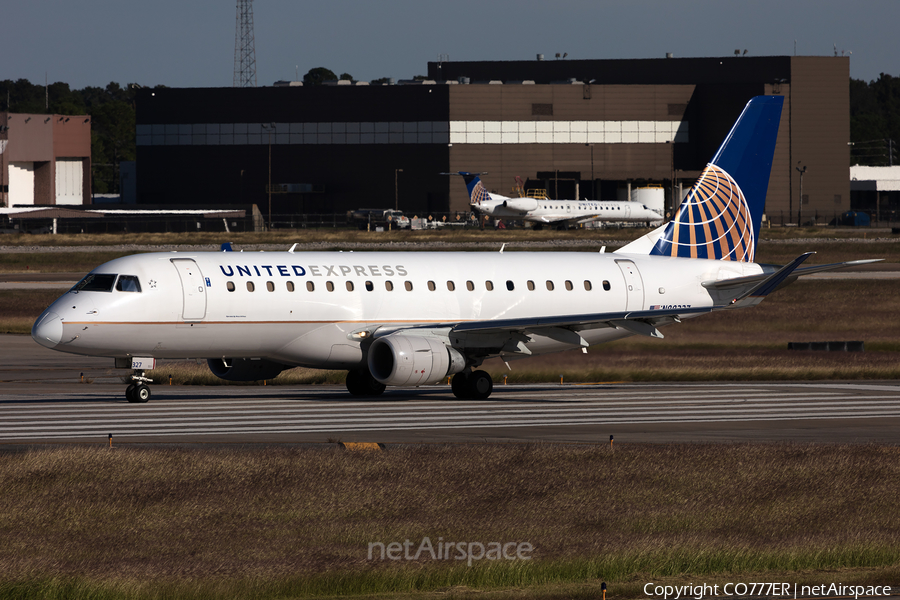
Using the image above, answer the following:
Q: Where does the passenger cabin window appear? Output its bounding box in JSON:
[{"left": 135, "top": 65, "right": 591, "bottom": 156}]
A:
[
  {"left": 584, "top": 280, "right": 592, "bottom": 291},
  {"left": 266, "top": 281, "right": 275, "bottom": 292},
  {"left": 286, "top": 281, "right": 295, "bottom": 292},
  {"left": 565, "top": 280, "right": 574, "bottom": 291},
  {"left": 246, "top": 282, "right": 255, "bottom": 292},
  {"left": 365, "top": 281, "right": 374, "bottom": 292},
  {"left": 326, "top": 281, "right": 335, "bottom": 292},
  {"left": 485, "top": 281, "right": 494, "bottom": 291},
  {"left": 603, "top": 280, "right": 611, "bottom": 291},
  {"left": 346, "top": 281, "right": 354, "bottom": 292},
  {"left": 405, "top": 281, "right": 413, "bottom": 291},
  {"left": 527, "top": 280, "right": 535, "bottom": 291},
  {"left": 115, "top": 275, "right": 142, "bottom": 293},
  {"left": 447, "top": 281, "right": 455, "bottom": 291},
  {"left": 427, "top": 281, "right": 436, "bottom": 291},
  {"left": 466, "top": 281, "right": 474, "bottom": 291},
  {"left": 546, "top": 280, "right": 555, "bottom": 291},
  {"left": 72, "top": 273, "right": 117, "bottom": 293},
  {"left": 307, "top": 281, "right": 315, "bottom": 292},
  {"left": 385, "top": 281, "right": 394, "bottom": 291},
  {"left": 227, "top": 281, "right": 236, "bottom": 292},
  {"left": 506, "top": 280, "right": 514, "bottom": 291}
]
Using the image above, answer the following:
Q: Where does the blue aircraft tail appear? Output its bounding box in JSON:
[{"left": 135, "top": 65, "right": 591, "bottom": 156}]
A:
[
  {"left": 649, "top": 95, "right": 784, "bottom": 262},
  {"left": 458, "top": 172, "right": 491, "bottom": 206}
]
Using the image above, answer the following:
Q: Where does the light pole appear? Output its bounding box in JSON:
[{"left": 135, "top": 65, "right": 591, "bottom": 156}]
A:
[
  {"left": 262, "top": 123, "right": 275, "bottom": 230},
  {"left": 394, "top": 168, "right": 403, "bottom": 210},
  {"left": 795, "top": 162, "right": 806, "bottom": 226}
]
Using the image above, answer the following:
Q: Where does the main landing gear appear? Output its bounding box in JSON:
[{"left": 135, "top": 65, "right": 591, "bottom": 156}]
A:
[
  {"left": 125, "top": 370, "right": 152, "bottom": 403},
  {"left": 345, "top": 369, "right": 387, "bottom": 397},
  {"left": 451, "top": 369, "right": 493, "bottom": 400}
]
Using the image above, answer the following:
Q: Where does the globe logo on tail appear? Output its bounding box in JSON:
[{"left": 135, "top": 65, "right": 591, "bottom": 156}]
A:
[
  {"left": 651, "top": 163, "right": 755, "bottom": 262},
  {"left": 470, "top": 180, "right": 490, "bottom": 206}
]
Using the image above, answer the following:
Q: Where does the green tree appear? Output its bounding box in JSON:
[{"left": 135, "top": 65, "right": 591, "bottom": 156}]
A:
[
  {"left": 850, "top": 73, "right": 900, "bottom": 165},
  {"left": 303, "top": 67, "right": 338, "bottom": 86}
]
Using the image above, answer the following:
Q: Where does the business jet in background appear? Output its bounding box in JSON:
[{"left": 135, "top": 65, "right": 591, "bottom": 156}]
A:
[
  {"left": 33, "top": 96, "right": 877, "bottom": 403},
  {"left": 456, "top": 172, "right": 662, "bottom": 229}
]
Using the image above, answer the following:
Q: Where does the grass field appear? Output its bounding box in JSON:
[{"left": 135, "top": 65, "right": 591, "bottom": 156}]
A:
[{"left": 0, "top": 444, "right": 898, "bottom": 600}]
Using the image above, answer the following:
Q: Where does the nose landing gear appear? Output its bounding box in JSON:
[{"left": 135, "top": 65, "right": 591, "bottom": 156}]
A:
[{"left": 126, "top": 371, "right": 153, "bottom": 403}]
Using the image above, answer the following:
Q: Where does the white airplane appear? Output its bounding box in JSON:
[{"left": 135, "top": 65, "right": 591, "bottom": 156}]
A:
[
  {"left": 32, "top": 96, "right": 877, "bottom": 403},
  {"left": 456, "top": 172, "right": 662, "bottom": 229}
]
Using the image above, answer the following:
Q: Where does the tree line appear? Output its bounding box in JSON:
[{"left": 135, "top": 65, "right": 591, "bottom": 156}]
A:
[
  {"left": 2, "top": 72, "right": 897, "bottom": 195},
  {"left": 850, "top": 73, "right": 900, "bottom": 166}
]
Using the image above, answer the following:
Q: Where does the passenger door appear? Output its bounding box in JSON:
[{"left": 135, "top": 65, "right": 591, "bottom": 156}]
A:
[{"left": 171, "top": 259, "right": 207, "bottom": 320}]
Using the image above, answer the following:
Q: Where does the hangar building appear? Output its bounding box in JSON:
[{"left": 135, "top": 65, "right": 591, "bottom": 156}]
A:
[
  {"left": 0, "top": 112, "right": 92, "bottom": 207},
  {"left": 135, "top": 55, "right": 849, "bottom": 225}
]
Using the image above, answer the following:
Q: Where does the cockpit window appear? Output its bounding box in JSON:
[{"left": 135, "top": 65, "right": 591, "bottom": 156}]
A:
[
  {"left": 71, "top": 273, "right": 117, "bottom": 293},
  {"left": 116, "top": 275, "right": 142, "bottom": 293}
]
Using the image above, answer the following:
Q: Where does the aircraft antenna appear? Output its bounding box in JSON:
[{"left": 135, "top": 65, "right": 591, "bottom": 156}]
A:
[{"left": 234, "top": 0, "right": 258, "bottom": 87}]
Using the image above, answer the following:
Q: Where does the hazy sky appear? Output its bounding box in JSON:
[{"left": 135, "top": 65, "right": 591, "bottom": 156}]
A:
[{"left": 3, "top": 0, "right": 896, "bottom": 90}]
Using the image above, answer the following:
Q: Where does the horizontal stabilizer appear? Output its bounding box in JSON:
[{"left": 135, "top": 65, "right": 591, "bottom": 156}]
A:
[
  {"left": 703, "top": 257, "right": 884, "bottom": 294},
  {"left": 721, "top": 253, "right": 813, "bottom": 308}
]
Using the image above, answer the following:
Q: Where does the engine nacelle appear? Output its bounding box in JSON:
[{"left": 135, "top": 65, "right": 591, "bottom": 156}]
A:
[
  {"left": 503, "top": 198, "right": 539, "bottom": 212},
  {"left": 368, "top": 335, "right": 466, "bottom": 386},
  {"left": 207, "top": 358, "right": 291, "bottom": 382}
]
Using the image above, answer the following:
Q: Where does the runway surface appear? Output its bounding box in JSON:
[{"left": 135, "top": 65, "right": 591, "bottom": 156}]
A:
[{"left": 2, "top": 336, "right": 900, "bottom": 445}]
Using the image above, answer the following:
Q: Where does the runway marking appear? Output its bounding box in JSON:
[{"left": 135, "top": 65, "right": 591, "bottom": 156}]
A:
[{"left": 1, "top": 382, "right": 899, "bottom": 440}]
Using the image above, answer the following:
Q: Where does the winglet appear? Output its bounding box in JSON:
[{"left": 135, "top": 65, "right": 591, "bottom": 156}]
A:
[{"left": 221, "top": 242, "right": 233, "bottom": 252}]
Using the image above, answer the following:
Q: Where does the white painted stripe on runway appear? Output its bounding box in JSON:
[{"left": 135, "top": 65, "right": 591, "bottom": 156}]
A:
[
  {"left": 0, "top": 390, "right": 853, "bottom": 416},
  {"left": 3, "top": 401, "right": 900, "bottom": 439},
  {"left": 0, "top": 396, "right": 900, "bottom": 426},
  {"left": 4, "top": 407, "right": 900, "bottom": 440}
]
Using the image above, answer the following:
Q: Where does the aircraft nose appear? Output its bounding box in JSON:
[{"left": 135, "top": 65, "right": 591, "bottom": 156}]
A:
[{"left": 32, "top": 311, "right": 63, "bottom": 349}]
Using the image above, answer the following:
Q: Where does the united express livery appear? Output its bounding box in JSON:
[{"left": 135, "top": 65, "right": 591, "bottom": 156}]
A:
[{"left": 32, "top": 96, "right": 876, "bottom": 402}]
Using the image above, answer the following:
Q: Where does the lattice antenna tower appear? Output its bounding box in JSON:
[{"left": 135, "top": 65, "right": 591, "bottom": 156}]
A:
[{"left": 233, "top": 0, "right": 257, "bottom": 87}]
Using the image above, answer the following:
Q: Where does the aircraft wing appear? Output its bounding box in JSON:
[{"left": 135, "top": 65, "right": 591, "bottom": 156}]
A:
[
  {"left": 368, "top": 253, "right": 859, "bottom": 356},
  {"left": 532, "top": 214, "right": 601, "bottom": 226},
  {"left": 366, "top": 305, "right": 718, "bottom": 359}
]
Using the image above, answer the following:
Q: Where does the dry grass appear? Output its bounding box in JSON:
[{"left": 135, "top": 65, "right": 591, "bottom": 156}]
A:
[{"left": 0, "top": 444, "right": 898, "bottom": 598}]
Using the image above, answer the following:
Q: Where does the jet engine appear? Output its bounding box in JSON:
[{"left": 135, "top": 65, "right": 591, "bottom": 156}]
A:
[
  {"left": 367, "top": 334, "right": 466, "bottom": 386},
  {"left": 207, "top": 358, "right": 292, "bottom": 381},
  {"left": 502, "top": 198, "right": 539, "bottom": 212}
]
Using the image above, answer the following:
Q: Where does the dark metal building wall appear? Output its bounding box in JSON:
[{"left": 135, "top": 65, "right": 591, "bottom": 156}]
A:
[{"left": 787, "top": 56, "right": 851, "bottom": 223}]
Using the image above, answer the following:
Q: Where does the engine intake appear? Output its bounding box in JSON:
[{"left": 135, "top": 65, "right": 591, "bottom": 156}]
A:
[
  {"left": 207, "top": 358, "right": 291, "bottom": 382},
  {"left": 368, "top": 335, "right": 466, "bottom": 386}
]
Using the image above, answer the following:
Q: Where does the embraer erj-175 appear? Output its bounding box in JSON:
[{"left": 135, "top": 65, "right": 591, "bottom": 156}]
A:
[
  {"left": 456, "top": 172, "right": 661, "bottom": 229},
  {"left": 33, "top": 96, "right": 876, "bottom": 403}
]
